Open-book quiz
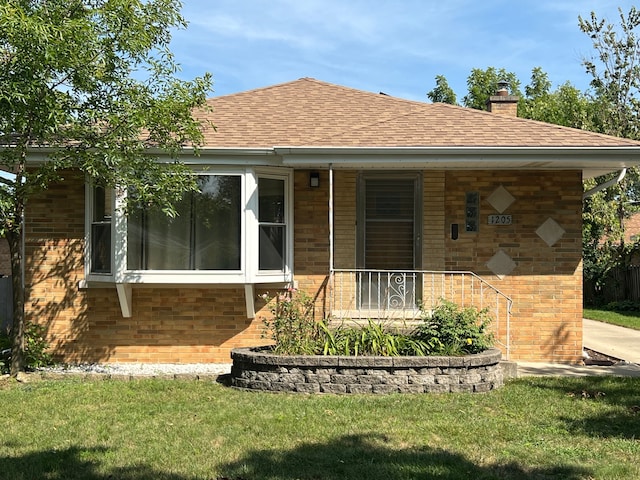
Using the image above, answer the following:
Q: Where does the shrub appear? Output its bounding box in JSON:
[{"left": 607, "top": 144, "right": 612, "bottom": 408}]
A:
[
  {"left": 602, "top": 300, "right": 640, "bottom": 312},
  {"left": 260, "top": 289, "right": 321, "bottom": 355},
  {"left": 414, "top": 300, "right": 494, "bottom": 355},
  {"left": 0, "top": 330, "right": 9, "bottom": 374},
  {"left": 319, "top": 319, "right": 438, "bottom": 357},
  {"left": 0, "top": 323, "right": 53, "bottom": 373},
  {"left": 24, "top": 323, "right": 53, "bottom": 369}
]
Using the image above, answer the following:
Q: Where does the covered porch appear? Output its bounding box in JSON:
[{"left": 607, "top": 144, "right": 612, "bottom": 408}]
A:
[
  {"left": 305, "top": 164, "right": 514, "bottom": 359},
  {"left": 327, "top": 268, "right": 512, "bottom": 359}
]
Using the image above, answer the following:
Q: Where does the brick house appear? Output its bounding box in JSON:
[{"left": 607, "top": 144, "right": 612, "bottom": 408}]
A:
[{"left": 24, "top": 78, "right": 640, "bottom": 364}]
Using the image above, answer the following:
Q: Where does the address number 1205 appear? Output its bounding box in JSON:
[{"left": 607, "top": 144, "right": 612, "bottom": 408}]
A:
[{"left": 488, "top": 215, "right": 512, "bottom": 225}]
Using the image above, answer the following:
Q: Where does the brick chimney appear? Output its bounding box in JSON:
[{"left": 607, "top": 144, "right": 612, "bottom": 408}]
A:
[{"left": 486, "top": 81, "right": 518, "bottom": 117}]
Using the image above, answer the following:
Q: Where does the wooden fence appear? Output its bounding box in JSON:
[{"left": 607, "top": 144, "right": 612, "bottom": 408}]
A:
[
  {"left": 584, "top": 265, "right": 640, "bottom": 305},
  {"left": 0, "top": 276, "right": 11, "bottom": 334}
]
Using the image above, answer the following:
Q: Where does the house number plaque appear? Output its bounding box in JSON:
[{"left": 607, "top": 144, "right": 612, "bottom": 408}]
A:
[{"left": 488, "top": 214, "right": 512, "bottom": 225}]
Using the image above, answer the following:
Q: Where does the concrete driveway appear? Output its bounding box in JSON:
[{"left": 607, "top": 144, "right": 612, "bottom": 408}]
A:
[
  {"left": 583, "top": 318, "right": 640, "bottom": 364},
  {"left": 516, "top": 319, "right": 640, "bottom": 377}
]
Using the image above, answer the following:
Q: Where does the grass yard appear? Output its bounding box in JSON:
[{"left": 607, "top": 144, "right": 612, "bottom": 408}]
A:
[
  {"left": 1, "top": 375, "right": 640, "bottom": 480},
  {"left": 583, "top": 308, "right": 640, "bottom": 330}
]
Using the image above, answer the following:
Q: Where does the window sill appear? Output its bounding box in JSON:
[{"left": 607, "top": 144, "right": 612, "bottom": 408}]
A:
[{"left": 80, "top": 272, "right": 291, "bottom": 288}]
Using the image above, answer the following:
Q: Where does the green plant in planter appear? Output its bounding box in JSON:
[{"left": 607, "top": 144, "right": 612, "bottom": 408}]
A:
[
  {"left": 319, "top": 319, "right": 432, "bottom": 357},
  {"left": 414, "top": 300, "right": 494, "bottom": 355},
  {"left": 260, "top": 289, "right": 321, "bottom": 355},
  {"left": 261, "top": 290, "right": 494, "bottom": 357}
]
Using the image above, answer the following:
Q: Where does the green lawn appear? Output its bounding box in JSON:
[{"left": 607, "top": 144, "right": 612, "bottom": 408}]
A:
[
  {"left": 1, "top": 376, "right": 640, "bottom": 479},
  {"left": 583, "top": 308, "right": 640, "bottom": 330}
]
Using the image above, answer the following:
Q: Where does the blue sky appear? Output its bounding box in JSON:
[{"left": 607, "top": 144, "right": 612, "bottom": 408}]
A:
[{"left": 170, "top": 0, "right": 638, "bottom": 102}]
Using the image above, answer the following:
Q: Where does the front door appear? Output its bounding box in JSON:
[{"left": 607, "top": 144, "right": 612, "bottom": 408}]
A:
[{"left": 357, "top": 173, "right": 422, "bottom": 310}]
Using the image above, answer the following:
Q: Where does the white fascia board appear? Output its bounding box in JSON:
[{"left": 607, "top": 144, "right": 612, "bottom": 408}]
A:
[
  {"left": 181, "top": 147, "right": 276, "bottom": 156},
  {"left": 274, "top": 145, "right": 640, "bottom": 156},
  {"left": 274, "top": 146, "right": 640, "bottom": 172},
  {"left": 165, "top": 148, "right": 284, "bottom": 168},
  {"left": 181, "top": 148, "right": 283, "bottom": 168},
  {"left": 23, "top": 146, "right": 282, "bottom": 167}
]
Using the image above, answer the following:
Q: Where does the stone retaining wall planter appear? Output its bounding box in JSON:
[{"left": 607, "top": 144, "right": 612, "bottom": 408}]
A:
[{"left": 230, "top": 347, "right": 503, "bottom": 394}]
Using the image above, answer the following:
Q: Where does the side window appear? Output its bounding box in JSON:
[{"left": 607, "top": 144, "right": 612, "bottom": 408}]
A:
[
  {"left": 90, "top": 185, "right": 112, "bottom": 274},
  {"left": 258, "top": 177, "right": 286, "bottom": 271}
]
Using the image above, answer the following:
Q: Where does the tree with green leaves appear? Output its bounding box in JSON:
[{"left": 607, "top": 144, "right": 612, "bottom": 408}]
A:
[
  {"left": 0, "top": 0, "right": 212, "bottom": 375},
  {"left": 578, "top": 7, "right": 640, "bottom": 300},
  {"left": 580, "top": 6, "right": 640, "bottom": 139},
  {"left": 427, "top": 75, "right": 457, "bottom": 105},
  {"left": 462, "top": 67, "right": 521, "bottom": 111},
  {"left": 519, "top": 67, "right": 596, "bottom": 129}
]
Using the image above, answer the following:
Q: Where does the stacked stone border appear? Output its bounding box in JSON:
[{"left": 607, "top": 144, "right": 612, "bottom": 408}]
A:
[{"left": 230, "top": 347, "right": 503, "bottom": 394}]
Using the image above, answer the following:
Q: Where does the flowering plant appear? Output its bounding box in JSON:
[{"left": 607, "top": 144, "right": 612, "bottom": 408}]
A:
[{"left": 260, "top": 288, "right": 320, "bottom": 355}]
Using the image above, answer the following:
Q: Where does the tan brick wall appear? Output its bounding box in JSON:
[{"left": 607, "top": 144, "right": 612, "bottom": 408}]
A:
[
  {"left": 58, "top": 286, "right": 263, "bottom": 363},
  {"left": 25, "top": 171, "right": 87, "bottom": 357},
  {"left": 325, "top": 169, "right": 583, "bottom": 363},
  {"left": 443, "top": 170, "right": 583, "bottom": 363},
  {"left": 291, "top": 170, "right": 331, "bottom": 317},
  {"left": 423, "top": 171, "right": 446, "bottom": 270},
  {"left": 24, "top": 168, "right": 583, "bottom": 364},
  {"left": 333, "top": 171, "right": 357, "bottom": 269}
]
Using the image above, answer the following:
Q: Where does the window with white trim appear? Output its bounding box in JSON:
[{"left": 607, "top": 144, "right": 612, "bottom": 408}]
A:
[
  {"left": 258, "top": 176, "right": 286, "bottom": 271},
  {"left": 89, "top": 185, "right": 113, "bottom": 275},
  {"left": 85, "top": 168, "right": 292, "bottom": 284},
  {"left": 127, "top": 175, "right": 242, "bottom": 270}
]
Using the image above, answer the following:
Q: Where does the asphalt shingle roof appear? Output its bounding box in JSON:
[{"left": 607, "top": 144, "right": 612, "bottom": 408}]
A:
[{"left": 196, "top": 78, "right": 640, "bottom": 149}]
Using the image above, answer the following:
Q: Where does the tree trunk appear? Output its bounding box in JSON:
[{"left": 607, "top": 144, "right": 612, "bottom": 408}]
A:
[{"left": 7, "top": 227, "right": 25, "bottom": 376}]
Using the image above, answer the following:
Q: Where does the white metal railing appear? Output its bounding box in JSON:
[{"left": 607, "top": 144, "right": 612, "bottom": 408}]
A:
[{"left": 328, "top": 269, "right": 512, "bottom": 359}]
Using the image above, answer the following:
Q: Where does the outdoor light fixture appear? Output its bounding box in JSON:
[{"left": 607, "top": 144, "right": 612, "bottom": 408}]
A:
[{"left": 309, "top": 171, "right": 320, "bottom": 188}]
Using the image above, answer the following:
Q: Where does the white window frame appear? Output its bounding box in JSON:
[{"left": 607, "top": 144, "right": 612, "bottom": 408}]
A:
[
  {"left": 84, "top": 181, "right": 116, "bottom": 283},
  {"left": 116, "top": 168, "right": 248, "bottom": 284},
  {"left": 84, "top": 166, "right": 293, "bottom": 287},
  {"left": 247, "top": 168, "right": 294, "bottom": 284}
]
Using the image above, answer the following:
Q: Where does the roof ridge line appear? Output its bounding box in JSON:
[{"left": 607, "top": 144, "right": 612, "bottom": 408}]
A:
[
  {"left": 210, "top": 77, "right": 433, "bottom": 108},
  {"left": 206, "top": 77, "right": 321, "bottom": 101}
]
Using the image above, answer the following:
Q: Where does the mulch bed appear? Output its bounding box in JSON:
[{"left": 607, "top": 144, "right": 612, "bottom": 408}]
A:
[{"left": 583, "top": 348, "right": 623, "bottom": 366}]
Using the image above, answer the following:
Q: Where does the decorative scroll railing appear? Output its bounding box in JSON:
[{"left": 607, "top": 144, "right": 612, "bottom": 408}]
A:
[{"left": 328, "top": 269, "right": 512, "bottom": 359}]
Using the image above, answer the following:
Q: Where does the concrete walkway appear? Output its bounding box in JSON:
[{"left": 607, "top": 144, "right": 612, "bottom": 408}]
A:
[{"left": 516, "top": 319, "right": 640, "bottom": 377}]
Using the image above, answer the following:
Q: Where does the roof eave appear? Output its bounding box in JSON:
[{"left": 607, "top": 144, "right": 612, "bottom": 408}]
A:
[{"left": 272, "top": 146, "right": 640, "bottom": 178}]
